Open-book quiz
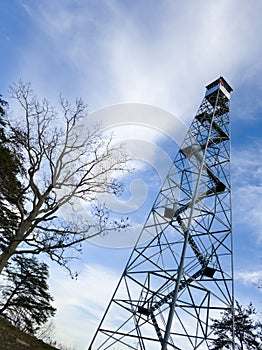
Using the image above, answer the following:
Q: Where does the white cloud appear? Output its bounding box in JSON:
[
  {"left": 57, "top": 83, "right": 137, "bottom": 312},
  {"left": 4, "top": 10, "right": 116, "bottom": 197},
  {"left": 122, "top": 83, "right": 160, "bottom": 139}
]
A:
[
  {"left": 49, "top": 263, "right": 120, "bottom": 349},
  {"left": 16, "top": 1, "right": 262, "bottom": 117},
  {"left": 236, "top": 270, "right": 262, "bottom": 286}
]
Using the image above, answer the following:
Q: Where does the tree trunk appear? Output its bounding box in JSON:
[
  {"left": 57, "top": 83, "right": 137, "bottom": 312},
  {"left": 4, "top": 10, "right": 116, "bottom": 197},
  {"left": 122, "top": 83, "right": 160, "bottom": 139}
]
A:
[
  {"left": 0, "top": 213, "right": 38, "bottom": 274},
  {"left": 239, "top": 334, "right": 244, "bottom": 350}
]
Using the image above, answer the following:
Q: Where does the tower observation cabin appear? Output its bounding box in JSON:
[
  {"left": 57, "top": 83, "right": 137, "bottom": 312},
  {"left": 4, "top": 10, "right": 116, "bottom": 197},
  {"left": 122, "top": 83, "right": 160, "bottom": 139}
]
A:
[{"left": 205, "top": 76, "right": 233, "bottom": 102}]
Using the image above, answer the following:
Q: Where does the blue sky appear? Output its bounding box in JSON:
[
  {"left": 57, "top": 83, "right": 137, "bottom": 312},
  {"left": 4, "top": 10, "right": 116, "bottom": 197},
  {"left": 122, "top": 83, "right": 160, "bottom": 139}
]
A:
[{"left": 1, "top": 1, "right": 262, "bottom": 349}]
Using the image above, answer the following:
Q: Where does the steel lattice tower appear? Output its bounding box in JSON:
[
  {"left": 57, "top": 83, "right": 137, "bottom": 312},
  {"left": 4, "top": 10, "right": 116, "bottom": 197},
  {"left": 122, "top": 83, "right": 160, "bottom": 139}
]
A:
[{"left": 89, "top": 77, "right": 233, "bottom": 350}]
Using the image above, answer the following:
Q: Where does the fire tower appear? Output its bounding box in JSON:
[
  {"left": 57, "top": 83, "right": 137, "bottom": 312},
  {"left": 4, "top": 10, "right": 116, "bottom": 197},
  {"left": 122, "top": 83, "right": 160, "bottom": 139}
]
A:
[{"left": 89, "top": 77, "right": 234, "bottom": 350}]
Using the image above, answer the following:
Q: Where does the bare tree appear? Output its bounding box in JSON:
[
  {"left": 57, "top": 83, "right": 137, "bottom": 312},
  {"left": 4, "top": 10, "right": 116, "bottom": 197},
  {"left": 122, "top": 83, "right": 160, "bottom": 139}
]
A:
[
  {"left": 36, "top": 320, "right": 56, "bottom": 344},
  {"left": 0, "top": 82, "right": 130, "bottom": 275}
]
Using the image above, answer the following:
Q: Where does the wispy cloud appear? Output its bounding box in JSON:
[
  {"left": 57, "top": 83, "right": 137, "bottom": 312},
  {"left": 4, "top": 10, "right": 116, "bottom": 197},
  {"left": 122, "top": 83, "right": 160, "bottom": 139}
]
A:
[
  {"left": 17, "top": 1, "right": 262, "bottom": 117},
  {"left": 49, "top": 263, "right": 119, "bottom": 349},
  {"left": 235, "top": 270, "right": 262, "bottom": 286}
]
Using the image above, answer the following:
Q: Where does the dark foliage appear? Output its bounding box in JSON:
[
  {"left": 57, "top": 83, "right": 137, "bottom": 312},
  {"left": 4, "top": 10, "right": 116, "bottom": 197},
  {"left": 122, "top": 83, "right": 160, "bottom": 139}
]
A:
[
  {"left": 210, "top": 301, "right": 262, "bottom": 350},
  {"left": 0, "top": 255, "right": 56, "bottom": 334},
  {"left": 0, "top": 96, "right": 24, "bottom": 252}
]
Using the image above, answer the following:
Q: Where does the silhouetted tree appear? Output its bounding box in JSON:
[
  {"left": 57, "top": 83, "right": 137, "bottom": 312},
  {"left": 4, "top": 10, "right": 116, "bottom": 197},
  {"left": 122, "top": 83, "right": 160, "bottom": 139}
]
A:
[
  {"left": 210, "top": 301, "right": 262, "bottom": 350},
  {"left": 0, "top": 95, "right": 24, "bottom": 254},
  {"left": 0, "top": 255, "right": 56, "bottom": 334}
]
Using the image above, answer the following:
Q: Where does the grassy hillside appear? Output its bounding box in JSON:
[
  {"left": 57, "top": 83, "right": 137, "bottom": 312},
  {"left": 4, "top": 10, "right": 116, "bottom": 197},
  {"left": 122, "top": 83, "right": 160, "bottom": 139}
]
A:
[{"left": 0, "top": 316, "right": 60, "bottom": 350}]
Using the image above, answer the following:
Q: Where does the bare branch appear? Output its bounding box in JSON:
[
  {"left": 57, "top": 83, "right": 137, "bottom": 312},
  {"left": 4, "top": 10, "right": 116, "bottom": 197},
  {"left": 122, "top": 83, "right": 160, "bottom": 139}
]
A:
[{"left": 0, "top": 82, "right": 132, "bottom": 275}]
